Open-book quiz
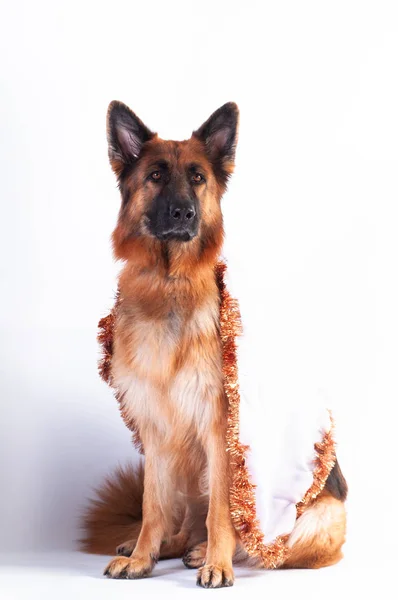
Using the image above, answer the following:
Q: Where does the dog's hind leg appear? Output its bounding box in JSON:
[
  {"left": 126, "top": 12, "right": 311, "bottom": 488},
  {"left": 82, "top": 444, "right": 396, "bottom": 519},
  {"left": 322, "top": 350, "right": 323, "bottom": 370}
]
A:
[
  {"left": 116, "top": 461, "right": 208, "bottom": 561},
  {"left": 116, "top": 519, "right": 191, "bottom": 560},
  {"left": 162, "top": 481, "right": 208, "bottom": 561}
]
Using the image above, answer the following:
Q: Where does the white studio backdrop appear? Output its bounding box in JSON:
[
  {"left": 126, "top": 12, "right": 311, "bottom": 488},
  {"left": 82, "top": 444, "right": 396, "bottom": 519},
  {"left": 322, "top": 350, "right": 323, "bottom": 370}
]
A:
[{"left": 1, "top": 0, "right": 397, "bottom": 563}]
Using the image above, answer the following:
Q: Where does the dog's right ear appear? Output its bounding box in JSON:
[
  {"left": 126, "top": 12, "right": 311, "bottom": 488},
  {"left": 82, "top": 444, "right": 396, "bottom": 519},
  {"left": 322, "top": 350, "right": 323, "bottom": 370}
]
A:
[{"left": 107, "top": 101, "right": 155, "bottom": 178}]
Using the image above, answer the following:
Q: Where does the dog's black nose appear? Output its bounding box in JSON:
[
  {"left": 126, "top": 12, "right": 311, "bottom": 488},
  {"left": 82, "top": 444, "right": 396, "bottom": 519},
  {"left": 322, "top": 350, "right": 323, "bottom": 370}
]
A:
[{"left": 169, "top": 203, "right": 196, "bottom": 222}]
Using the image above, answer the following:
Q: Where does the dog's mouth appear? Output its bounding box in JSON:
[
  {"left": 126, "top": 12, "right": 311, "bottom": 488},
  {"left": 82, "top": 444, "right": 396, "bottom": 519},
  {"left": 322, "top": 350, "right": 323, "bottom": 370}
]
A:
[
  {"left": 154, "top": 230, "right": 197, "bottom": 242},
  {"left": 142, "top": 214, "right": 199, "bottom": 243}
]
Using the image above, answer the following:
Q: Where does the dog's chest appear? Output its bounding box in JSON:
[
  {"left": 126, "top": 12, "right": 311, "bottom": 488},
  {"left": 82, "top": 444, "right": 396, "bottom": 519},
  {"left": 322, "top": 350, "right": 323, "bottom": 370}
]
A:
[{"left": 113, "top": 299, "right": 224, "bottom": 434}]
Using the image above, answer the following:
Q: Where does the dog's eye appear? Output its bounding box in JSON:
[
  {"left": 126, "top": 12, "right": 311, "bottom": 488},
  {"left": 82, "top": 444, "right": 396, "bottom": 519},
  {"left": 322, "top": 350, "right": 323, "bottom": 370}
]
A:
[
  {"left": 150, "top": 171, "right": 162, "bottom": 181},
  {"left": 191, "top": 173, "right": 204, "bottom": 184}
]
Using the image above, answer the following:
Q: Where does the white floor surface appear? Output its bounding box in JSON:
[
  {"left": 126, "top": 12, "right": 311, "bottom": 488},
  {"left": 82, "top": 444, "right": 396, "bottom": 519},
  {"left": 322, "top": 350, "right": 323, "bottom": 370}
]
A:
[{"left": 0, "top": 549, "right": 389, "bottom": 600}]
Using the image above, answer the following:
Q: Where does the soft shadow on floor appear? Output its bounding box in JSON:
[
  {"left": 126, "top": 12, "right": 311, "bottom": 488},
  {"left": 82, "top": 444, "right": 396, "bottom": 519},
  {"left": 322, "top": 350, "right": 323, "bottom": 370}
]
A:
[{"left": 0, "top": 551, "right": 270, "bottom": 586}]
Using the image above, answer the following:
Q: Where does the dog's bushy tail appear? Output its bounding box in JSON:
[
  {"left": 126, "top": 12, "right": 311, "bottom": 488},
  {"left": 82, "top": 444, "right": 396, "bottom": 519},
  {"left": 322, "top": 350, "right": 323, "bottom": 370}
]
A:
[{"left": 79, "top": 463, "right": 144, "bottom": 555}]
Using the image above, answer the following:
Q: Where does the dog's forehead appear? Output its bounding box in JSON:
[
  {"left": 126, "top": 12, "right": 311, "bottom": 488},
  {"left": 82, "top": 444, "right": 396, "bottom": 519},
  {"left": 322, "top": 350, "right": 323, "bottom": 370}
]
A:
[{"left": 141, "top": 137, "right": 209, "bottom": 170}]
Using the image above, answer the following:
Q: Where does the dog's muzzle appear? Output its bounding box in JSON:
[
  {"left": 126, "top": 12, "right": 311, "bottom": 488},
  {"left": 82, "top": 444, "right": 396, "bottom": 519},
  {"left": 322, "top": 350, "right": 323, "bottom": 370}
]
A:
[{"left": 146, "top": 193, "right": 199, "bottom": 241}]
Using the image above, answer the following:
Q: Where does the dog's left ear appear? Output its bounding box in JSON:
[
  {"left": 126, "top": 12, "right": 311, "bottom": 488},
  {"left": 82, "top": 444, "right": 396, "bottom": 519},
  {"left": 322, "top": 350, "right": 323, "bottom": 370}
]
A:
[{"left": 193, "top": 102, "right": 239, "bottom": 177}]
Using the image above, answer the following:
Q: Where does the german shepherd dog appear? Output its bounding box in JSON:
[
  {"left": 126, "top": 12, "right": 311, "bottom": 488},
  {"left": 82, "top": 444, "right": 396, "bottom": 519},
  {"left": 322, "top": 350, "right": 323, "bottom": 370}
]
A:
[{"left": 81, "top": 102, "right": 348, "bottom": 587}]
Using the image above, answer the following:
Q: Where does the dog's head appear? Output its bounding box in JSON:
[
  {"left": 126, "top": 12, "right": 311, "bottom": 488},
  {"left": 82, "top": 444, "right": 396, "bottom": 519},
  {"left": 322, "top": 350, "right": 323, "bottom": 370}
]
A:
[{"left": 107, "top": 101, "right": 239, "bottom": 263}]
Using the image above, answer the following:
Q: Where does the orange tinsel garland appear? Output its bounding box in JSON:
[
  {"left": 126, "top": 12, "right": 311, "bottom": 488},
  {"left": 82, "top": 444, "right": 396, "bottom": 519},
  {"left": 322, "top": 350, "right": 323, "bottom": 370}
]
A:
[
  {"left": 97, "top": 291, "right": 143, "bottom": 453},
  {"left": 215, "top": 262, "right": 290, "bottom": 568},
  {"left": 216, "top": 261, "right": 336, "bottom": 566}
]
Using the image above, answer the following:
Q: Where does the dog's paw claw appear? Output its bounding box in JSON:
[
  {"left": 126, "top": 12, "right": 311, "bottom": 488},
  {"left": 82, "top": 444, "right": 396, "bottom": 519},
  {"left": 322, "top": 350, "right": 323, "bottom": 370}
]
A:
[{"left": 116, "top": 539, "right": 135, "bottom": 557}]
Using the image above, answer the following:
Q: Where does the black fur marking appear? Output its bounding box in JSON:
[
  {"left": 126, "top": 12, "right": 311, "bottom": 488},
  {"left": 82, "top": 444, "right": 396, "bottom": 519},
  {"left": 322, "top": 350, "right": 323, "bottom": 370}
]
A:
[
  {"left": 161, "top": 242, "right": 170, "bottom": 271},
  {"left": 325, "top": 459, "right": 348, "bottom": 501},
  {"left": 149, "top": 552, "right": 159, "bottom": 564}
]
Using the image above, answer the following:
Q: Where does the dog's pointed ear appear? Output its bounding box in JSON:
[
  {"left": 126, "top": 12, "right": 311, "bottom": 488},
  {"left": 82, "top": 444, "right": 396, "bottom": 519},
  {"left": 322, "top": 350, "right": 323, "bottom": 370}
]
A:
[
  {"left": 107, "top": 101, "right": 155, "bottom": 177},
  {"left": 193, "top": 102, "right": 239, "bottom": 176}
]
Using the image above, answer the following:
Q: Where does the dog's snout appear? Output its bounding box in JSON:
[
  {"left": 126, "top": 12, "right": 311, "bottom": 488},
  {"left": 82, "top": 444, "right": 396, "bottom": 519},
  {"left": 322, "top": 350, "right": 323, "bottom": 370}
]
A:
[
  {"left": 170, "top": 203, "right": 196, "bottom": 222},
  {"left": 147, "top": 192, "right": 199, "bottom": 242}
]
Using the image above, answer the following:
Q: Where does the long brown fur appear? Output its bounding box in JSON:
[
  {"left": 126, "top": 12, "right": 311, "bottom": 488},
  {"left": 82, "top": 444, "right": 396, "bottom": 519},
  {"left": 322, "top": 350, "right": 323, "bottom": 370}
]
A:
[
  {"left": 80, "top": 464, "right": 144, "bottom": 556},
  {"left": 80, "top": 101, "right": 347, "bottom": 586}
]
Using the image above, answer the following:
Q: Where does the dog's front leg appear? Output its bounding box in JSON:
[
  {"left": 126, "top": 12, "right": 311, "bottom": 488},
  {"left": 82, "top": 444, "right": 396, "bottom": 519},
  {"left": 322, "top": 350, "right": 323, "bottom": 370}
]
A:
[
  {"left": 197, "top": 416, "right": 236, "bottom": 588},
  {"left": 104, "top": 449, "right": 172, "bottom": 579}
]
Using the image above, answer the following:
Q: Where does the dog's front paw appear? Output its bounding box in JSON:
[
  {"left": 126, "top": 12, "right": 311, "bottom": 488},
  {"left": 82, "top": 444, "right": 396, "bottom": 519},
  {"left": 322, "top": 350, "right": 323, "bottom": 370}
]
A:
[
  {"left": 104, "top": 555, "right": 156, "bottom": 579},
  {"left": 196, "top": 564, "right": 234, "bottom": 588}
]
